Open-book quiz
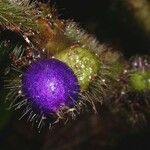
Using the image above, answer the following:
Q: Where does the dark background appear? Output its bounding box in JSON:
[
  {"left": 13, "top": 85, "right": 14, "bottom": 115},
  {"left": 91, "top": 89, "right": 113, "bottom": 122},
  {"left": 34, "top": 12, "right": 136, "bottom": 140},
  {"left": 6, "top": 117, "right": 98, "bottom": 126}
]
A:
[
  {"left": 51, "top": 0, "right": 150, "bottom": 57},
  {"left": 0, "top": 0, "right": 150, "bottom": 150}
]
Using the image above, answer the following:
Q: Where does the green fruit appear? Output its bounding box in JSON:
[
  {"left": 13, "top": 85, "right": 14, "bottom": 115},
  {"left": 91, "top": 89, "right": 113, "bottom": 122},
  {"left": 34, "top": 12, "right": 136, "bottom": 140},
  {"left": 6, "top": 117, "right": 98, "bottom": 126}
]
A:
[
  {"left": 56, "top": 46, "right": 100, "bottom": 90},
  {"left": 129, "top": 70, "right": 150, "bottom": 92}
]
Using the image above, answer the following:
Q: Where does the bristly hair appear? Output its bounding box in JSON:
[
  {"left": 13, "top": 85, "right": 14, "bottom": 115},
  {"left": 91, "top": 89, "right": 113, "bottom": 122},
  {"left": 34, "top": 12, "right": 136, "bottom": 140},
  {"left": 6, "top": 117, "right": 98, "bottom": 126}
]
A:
[
  {"left": 64, "top": 21, "right": 105, "bottom": 54},
  {"left": 0, "top": 0, "right": 37, "bottom": 31}
]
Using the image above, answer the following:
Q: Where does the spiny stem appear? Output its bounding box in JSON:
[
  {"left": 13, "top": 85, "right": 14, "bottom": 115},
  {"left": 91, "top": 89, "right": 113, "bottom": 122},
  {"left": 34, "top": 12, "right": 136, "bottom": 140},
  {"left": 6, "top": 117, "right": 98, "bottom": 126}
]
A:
[{"left": 0, "top": 0, "right": 36, "bottom": 31}]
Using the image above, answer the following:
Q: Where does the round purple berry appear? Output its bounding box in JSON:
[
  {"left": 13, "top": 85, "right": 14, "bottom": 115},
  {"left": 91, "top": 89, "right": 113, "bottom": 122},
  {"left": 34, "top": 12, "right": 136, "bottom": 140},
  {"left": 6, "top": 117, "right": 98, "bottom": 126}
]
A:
[{"left": 22, "top": 59, "right": 80, "bottom": 113}]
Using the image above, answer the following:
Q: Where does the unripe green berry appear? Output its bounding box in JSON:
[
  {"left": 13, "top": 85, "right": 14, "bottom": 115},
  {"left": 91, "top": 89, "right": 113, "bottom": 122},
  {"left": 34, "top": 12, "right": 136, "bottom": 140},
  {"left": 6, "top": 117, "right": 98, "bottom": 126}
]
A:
[
  {"left": 129, "top": 70, "right": 150, "bottom": 92},
  {"left": 55, "top": 46, "right": 100, "bottom": 90}
]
